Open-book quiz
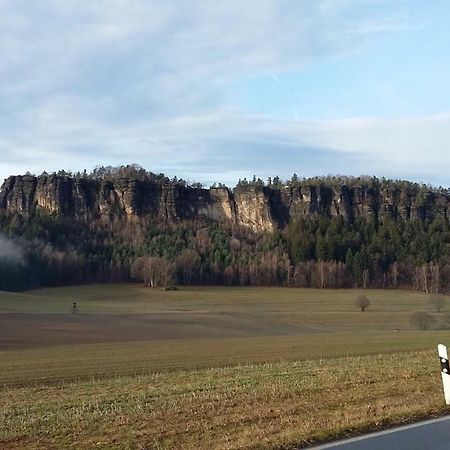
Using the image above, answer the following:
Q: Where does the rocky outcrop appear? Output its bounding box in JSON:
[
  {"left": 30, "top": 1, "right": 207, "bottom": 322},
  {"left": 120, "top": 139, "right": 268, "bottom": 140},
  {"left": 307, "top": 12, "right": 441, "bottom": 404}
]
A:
[
  {"left": 158, "top": 184, "right": 180, "bottom": 223},
  {"left": 208, "top": 187, "right": 237, "bottom": 223},
  {"left": 234, "top": 187, "right": 274, "bottom": 232},
  {"left": 35, "top": 175, "right": 74, "bottom": 215},
  {"left": 0, "top": 175, "right": 37, "bottom": 214},
  {"left": 0, "top": 174, "right": 449, "bottom": 230}
]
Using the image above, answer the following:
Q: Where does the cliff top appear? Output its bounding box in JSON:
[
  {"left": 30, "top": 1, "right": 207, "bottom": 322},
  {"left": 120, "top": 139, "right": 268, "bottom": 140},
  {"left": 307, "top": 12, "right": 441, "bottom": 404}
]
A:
[{"left": 3, "top": 164, "right": 449, "bottom": 196}]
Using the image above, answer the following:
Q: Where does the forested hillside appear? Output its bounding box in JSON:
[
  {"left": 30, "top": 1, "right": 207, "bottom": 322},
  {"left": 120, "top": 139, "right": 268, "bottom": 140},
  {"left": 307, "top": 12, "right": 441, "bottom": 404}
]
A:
[{"left": 1, "top": 165, "right": 449, "bottom": 292}]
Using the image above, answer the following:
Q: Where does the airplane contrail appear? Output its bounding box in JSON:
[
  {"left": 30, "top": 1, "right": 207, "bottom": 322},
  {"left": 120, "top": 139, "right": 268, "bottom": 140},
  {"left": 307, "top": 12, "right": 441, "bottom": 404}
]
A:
[{"left": 268, "top": 73, "right": 300, "bottom": 119}]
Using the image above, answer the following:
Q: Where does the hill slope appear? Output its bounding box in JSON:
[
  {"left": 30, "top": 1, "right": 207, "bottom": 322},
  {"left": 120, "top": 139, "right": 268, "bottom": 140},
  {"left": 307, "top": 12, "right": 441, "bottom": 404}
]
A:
[{"left": 1, "top": 166, "right": 450, "bottom": 291}]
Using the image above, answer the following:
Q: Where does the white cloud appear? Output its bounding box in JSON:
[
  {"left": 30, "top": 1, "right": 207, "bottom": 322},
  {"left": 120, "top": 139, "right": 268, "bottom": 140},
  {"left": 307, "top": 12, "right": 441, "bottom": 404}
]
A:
[
  {"left": 296, "top": 113, "right": 450, "bottom": 168},
  {"left": 1, "top": 0, "right": 447, "bottom": 187},
  {"left": 2, "top": 102, "right": 449, "bottom": 186}
]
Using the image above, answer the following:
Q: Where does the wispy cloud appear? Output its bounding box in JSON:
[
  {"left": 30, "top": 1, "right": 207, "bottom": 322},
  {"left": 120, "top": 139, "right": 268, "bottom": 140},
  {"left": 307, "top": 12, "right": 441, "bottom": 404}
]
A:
[{"left": 0, "top": 0, "right": 448, "bottom": 187}]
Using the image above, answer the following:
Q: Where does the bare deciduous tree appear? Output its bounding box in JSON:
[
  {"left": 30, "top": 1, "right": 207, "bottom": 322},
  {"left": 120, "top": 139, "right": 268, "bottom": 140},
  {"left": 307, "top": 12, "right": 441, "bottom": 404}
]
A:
[
  {"left": 356, "top": 295, "right": 370, "bottom": 312},
  {"left": 430, "top": 294, "right": 446, "bottom": 312},
  {"left": 176, "top": 249, "right": 200, "bottom": 285},
  {"left": 410, "top": 311, "right": 435, "bottom": 330},
  {"left": 131, "top": 256, "right": 174, "bottom": 288}
]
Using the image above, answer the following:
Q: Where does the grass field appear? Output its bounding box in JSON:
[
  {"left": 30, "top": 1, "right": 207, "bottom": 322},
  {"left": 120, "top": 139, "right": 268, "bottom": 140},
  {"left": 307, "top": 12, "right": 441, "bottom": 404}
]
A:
[{"left": 0, "top": 285, "right": 449, "bottom": 448}]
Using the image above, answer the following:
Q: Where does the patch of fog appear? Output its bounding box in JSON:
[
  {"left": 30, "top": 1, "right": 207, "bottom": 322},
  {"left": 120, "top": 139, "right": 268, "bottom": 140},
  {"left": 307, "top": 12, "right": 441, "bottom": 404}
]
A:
[{"left": 0, "top": 233, "right": 25, "bottom": 266}]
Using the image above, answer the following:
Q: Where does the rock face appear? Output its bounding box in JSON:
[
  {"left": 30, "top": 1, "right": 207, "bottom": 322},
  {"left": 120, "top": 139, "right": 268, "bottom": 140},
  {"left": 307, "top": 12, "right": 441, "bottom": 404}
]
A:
[
  {"left": 234, "top": 187, "right": 275, "bottom": 232},
  {"left": 1, "top": 174, "right": 449, "bottom": 230}
]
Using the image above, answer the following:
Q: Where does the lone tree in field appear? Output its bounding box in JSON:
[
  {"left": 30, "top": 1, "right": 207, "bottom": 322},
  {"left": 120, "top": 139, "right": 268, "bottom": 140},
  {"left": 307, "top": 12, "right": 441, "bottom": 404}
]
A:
[
  {"left": 430, "top": 294, "right": 446, "bottom": 312},
  {"left": 356, "top": 295, "right": 370, "bottom": 312},
  {"left": 410, "top": 311, "right": 435, "bottom": 330}
]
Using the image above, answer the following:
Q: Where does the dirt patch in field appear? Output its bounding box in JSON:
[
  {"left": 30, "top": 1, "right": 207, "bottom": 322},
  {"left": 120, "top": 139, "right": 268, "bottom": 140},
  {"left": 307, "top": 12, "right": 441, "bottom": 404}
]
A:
[{"left": 0, "top": 311, "right": 325, "bottom": 349}]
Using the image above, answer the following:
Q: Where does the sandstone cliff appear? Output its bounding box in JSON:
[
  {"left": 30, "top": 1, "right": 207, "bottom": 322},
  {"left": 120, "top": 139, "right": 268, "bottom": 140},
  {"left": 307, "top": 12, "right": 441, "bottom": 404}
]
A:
[{"left": 0, "top": 174, "right": 448, "bottom": 230}]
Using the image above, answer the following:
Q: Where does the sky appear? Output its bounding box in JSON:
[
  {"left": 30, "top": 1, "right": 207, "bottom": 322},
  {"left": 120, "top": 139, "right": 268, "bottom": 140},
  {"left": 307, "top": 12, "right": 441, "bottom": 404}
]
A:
[{"left": 1, "top": 0, "right": 450, "bottom": 187}]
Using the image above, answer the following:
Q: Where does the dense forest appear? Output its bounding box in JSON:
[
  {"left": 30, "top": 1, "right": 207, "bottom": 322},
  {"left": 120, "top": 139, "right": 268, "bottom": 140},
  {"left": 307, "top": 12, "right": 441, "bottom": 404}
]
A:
[{"left": 1, "top": 166, "right": 449, "bottom": 292}]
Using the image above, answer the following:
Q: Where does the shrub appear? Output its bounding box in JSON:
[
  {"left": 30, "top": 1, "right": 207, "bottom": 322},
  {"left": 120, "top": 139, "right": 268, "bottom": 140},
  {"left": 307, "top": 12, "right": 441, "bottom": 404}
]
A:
[
  {"left": 410, "top": 311, "right": 435, "bottom": 330},
  {"left": 356, "top": 295, "right": 370, "bottom": 312}
]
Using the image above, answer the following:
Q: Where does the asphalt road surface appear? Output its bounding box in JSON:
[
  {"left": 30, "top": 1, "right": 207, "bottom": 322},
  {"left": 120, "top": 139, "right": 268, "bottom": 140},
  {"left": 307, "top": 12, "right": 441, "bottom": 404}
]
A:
[{"left": 309, "top": 416, "right": 450, "bottom": 450}]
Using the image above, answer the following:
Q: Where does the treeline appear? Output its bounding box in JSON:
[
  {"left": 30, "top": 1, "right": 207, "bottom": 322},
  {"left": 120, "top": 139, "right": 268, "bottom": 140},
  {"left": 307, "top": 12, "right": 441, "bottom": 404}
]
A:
[
  {"left": 1, "top": 208, "right": 450, "bottom": 292},
  {"left": 237, "top": 173, "right": 449, "bottom": 195},
  {"left": 16, "top": 163, "right": 449, "bottom": 195},
  {"left": 20, "top": 164, "right": 205, "bottom": 189}
]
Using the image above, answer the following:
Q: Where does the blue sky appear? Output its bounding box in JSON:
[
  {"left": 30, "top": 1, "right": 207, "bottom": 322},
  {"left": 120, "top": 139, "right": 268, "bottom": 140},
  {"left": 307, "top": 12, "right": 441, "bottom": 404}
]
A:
[{"left": 1, "top": 0, "right": 450, "bottom": 187}]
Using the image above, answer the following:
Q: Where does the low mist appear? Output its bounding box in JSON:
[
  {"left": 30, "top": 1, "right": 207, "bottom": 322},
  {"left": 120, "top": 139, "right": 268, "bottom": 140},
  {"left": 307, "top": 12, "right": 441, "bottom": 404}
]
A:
[{"left": 0, "top": 233, "right": 26, "bottom": 266}]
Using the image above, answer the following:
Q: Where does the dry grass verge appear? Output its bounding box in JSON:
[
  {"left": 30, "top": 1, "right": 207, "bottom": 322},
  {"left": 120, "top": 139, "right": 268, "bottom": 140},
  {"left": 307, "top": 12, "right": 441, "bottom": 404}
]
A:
[{"left": 0, "top": 349, "right": 446, "bottom": 449}]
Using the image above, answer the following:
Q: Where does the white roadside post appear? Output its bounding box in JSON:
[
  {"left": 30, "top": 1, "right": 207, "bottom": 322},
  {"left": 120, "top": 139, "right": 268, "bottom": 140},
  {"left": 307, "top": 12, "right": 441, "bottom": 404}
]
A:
[{"left": 438, "top": 344, "right": 450, "bottom": 405}]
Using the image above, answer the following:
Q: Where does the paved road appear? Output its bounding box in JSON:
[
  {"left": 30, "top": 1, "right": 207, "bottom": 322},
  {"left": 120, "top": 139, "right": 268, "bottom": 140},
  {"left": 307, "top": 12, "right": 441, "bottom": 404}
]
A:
[{"left": 309, "top": 416, "right": 450, "bottom": 450}]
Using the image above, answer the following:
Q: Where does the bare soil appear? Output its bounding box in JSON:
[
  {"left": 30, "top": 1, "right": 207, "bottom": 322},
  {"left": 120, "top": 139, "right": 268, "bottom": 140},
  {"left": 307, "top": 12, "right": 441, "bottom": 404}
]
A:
[{"left": 0, "top": 311, "right": 321, "bottom": 349}]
